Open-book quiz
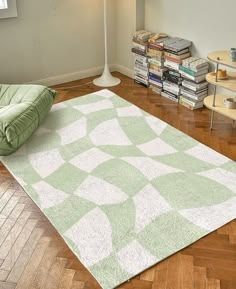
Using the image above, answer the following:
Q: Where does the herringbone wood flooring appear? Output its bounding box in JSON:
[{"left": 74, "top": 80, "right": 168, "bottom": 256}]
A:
[{"left": 0, "top": 72, "right": 236, "bottom": 289}]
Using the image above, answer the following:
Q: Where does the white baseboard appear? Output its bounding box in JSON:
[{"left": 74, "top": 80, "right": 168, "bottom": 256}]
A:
[
  {"left": 112, "top": 64, "right": 134, "bottom": 79},
  {"left": 28, "top": 65, "right": 134, "bottom": 87},
  {"left": 28, "top": 66, "right": 104, "bottom": 86}
]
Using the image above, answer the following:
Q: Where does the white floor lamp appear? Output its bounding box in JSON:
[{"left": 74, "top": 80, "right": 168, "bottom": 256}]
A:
[{"left": 93, "top": 0, "right": 120, "bottom": 87}]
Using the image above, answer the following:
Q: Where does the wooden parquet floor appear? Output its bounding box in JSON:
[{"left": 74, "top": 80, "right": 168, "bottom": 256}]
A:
[{"left": 0, "top": 72, "right": 236, "bottom": 289}]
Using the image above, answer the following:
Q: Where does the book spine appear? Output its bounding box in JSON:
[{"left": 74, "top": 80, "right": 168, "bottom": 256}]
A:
[
  {"left": 179, "top": 98, "right": 203, "bottom": 110},
  {"left": 148, "top": 58, "right": 164, "bottom": 66},
  {"left": 164, "top": 60, "right": 179, "bottom": 71},
  {"left": 135, "top": 62, "right": 149, "bottom": 71},
  {"left": 164, "top": 48, "right": 189, "bottom": 55},
  {"left": 182, "top": 80, "right": 208, "bottom": 91},
  {"left": 180, "top": 94, "right": 205, "bottom": 104},
  {"left": 179, "top": 65, "right": 196, "bottom": 76},
  {"left": 134, "top": 68, "right": 149, "bottom": 77},
  {"left": 164, "top": 76, "right": 183, "bottom": 85},
  {"left": 180, "top": 88, "right": 207, "bottom": 100},
  {"left": 169, "top": 70, "right": 182, "bottom": 78},
  {"left": 164, "top": 55, "right": 183, "bottom": 64},
  {"left": 134, "top": 54, "right": 148, "bottom": 63},
  {"left": 161, "top": 91, "right": 179, "bottom": 102},
  {"left": 164, "top": 51, "right": 190, "bottom": 60},
  {"left": 180, "top": 71, "right": 207, "bottom": 83},
  {"left": 149, "top": 69, "right": 163, "bottom": 77},
  {"left": 149, "top": 79, "right": 163, "bottom": 88},
  {"left": 147, "top": 49, "right": 163, "bottom": 57},
  {"left": 163, "top": 84, "right": 180, "bottom": 95},
  {"left": 133, "top": 42, "right": 147, "bottom": 52},
  {"left": 132, "top": 48, "right": 147, "bottom": 57}
]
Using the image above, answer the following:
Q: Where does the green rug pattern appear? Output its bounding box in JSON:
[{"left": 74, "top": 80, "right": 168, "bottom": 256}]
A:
[{"left": 1, "top": 89, "right": 236, "bottom": 289}]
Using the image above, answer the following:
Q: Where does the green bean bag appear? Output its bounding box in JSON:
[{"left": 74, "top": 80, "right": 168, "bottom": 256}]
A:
[{"left": 0, "top": 84, "right": 57, "bottom": 156}]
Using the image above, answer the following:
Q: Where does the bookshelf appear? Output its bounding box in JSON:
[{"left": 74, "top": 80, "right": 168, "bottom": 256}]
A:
[
  {"left": 204, "top": 51, "right": 236, "bottom": 128},
  {"left": 206, "top": 72, "right": 236, "bottom": 92},
  {"left": 204, "top": 94, "right": 236, "bottom": 121},
  {"left": 208, "top": 51, "right": 236, "bottom": 69}
]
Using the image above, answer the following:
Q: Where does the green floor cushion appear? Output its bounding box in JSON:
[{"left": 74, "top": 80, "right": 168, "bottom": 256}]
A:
[{"left": 0, "top": 84, "right": 57, "bottom": 156}]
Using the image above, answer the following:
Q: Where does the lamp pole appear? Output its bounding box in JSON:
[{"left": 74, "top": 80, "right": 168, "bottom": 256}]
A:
[{"left": 93, "top": 0, "right": 121, "bottom": 87}]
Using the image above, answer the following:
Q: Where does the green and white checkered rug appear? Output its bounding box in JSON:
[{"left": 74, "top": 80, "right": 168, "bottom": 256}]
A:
[{"left": 1, "top": 89, "right": 236, "bottom": 289}]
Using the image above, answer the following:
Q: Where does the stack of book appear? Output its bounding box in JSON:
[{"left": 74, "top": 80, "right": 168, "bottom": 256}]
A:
[
  {"left": 133, "top": 30, "right": 153, "bottom": 42},
  {"left": 162, "top": 70, "right": 184, "bottom": 102},
  {"left": 147, "top": 33, "right": 169, "bottom": 94},
  {"left": 132, "top": 30, "right": 153, "bottom": 87},
  {"left": 162, "top": 38, "right": 192, "bottom": 102},
  {"left": 179, "top": 57, "right": 209, "bottom": 109}
]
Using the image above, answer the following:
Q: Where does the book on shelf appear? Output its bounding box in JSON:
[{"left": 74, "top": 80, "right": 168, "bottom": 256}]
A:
[
  {"left": 168, "top": 70, "right": 182, "bottom": 78},
  {"left": 149, "top": 68, "right": 165, "bottom": 78},
  {"left": 165, "top": 48, "right": 190, "bottom": 56},
  {"left": 148, "top": 58, "right": 164, "bottom": 66},
  {"left": 179, "top": 94, "right": 205, "bottom": 105},
  {"left": 134, "top": 54, "right": 149, "bottom": 63},
  {"left": 149, "top": 79, "right": 163, "bottom": 88},
  {"left": 135, "top": 72, "right": 148, "bottom": 81},
  {"left": 148, "top": 42, "right": 165, "bottom": 50},
  {"left": 182, "top": 57, "right": 209, "bottom": 72},
  {"left": 149, "top": 74, "right": 163, "bottom": 87},
  {"left": 164, "top": 55, "right": 184, "bottom": 64},
  {"left": 164, "top": 51, "right": 191, "bottom": 60},
  {"left": 164, "top": 60, "right": 179, "bottom": 71},
  {"left": 132, "top": 48, "right": 147, "bottom": 57},
  {"left": 163, "top": 81, "right": 180, "bottom": 95},
  {"left": 179, "top": 95, "right": 203, "bottom": 106},
  {"left": 148, "top": 33, "right": 169, "bottom": 50},
  {"left": 179, "top": 97, "right": 204, "bottom": 110},
  {"left": 179, "top": 65, "right": 208, "bottom": 77},
  {"left": 182, "top": 79, "right": 208, "bottom": 92},
  {"left": 164, "top": 75, "right": 183, "bottom": 85},
  {"left": 134, "top": 68, "right": 149, "bottom": 77},
  {"left": 149, "top": 72, "right": 162, "bottom": 80},
  {"left": 133, "top": 38, "right": 148, "bottom": 46},
  {"left": 163, "top": 37, "right": 192, "bottom": 52},
  {"left": 180, "top": 71, "right": 207, "bottom": 83},
  {"left": 180, "top": 87, "right": 208, "bottom": 100},
  {"left": 134, "top": 61, "right": 149, "bottom": 70},
  {"left": 133, "top": 30, "right": 153, "bottom": 42},
  {"left": 135, "top": 62, "right": 149, "bottom": 72},
  {"left": 147, "top": 55, "right": 163, "bottom": 63},
  {"left": 161, "top": 90, "right": 179, "bottom": 102},
  {"left": 132, "top": 41, "right": 147, "bottom": 52},
  {"left": 147, "top": 48, "right": 164, "bottom": 57}
]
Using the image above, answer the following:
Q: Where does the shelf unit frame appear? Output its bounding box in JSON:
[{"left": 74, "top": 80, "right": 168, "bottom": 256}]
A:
[{"left": 206, "top": 51, "right": 236, "bottom": 129}]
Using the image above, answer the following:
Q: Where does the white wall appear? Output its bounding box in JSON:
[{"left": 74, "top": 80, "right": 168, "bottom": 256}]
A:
[
  {"left": 115, "top": 0, "right": 236, "bottom": 77},
  {"left": 115, "top": 0, "right": 145, "bottom": 77},
  {"left": 0, "top": 0, "right": 116, "bottom": 84},
  {"left": 145, "top": 0, "right": 236, "bottom": 61},
  {"left": 2, "top": 0, "right": 236, "bottom": 85},
  {"left": 115, "top": 0, "right": 135, "bottom": 73}
]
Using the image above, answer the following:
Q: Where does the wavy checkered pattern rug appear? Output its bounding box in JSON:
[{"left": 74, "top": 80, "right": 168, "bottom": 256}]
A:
[{"left": 1, "top": 89, "right": 236, "bottom": 289}]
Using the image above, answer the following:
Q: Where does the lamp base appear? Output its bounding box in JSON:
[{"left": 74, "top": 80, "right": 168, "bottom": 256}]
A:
[{"left": 93, "top": 65, "right": 121, "bottom": 87}]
